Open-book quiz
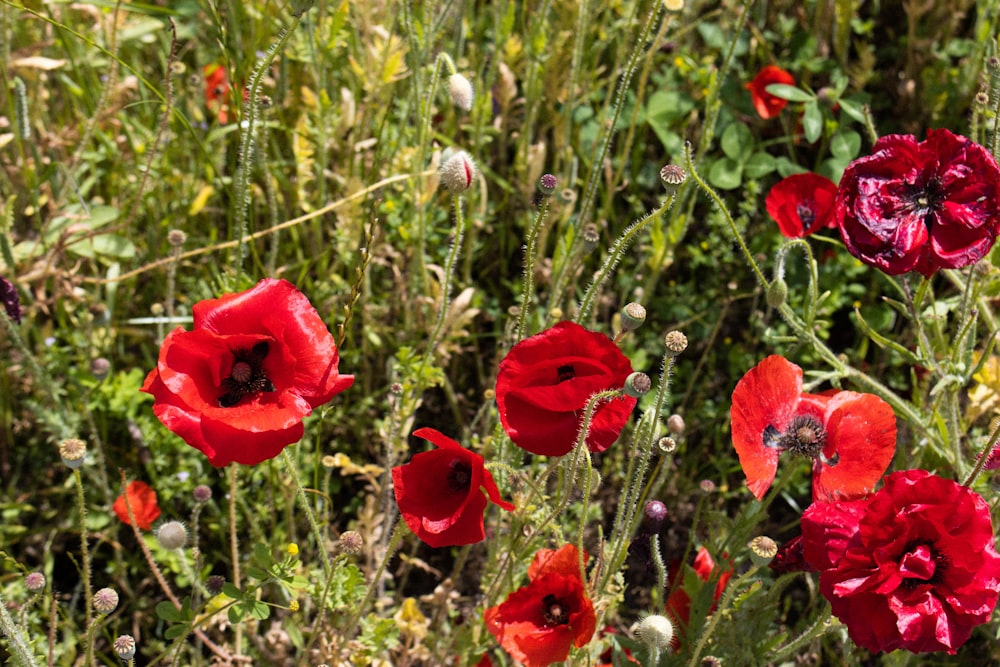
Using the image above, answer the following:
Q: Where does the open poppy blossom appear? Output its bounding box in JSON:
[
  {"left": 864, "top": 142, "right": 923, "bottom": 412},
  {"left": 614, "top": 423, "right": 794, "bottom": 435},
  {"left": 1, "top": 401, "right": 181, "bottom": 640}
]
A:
[
  {"left": 495, "top": 321, "right": 636, "bottom": 457},
  {"left": 392, "top": 427, "right": 514, "bottom": 547},
  {"left": 113, "top": 480, "right": 161, "bottom": 530},
  {"left": 142, "top": 278, "right": 353, "bottom": 467},
  {"left": 835, "top": 128, "right": 1000, "bottom": 276},
  {"left": 802, "top": 470, "right": 1000, "bottom": 654},
  {"left": 746, "top": 65, "right": 795, "bottom": 119},
  {"left": 485, "top": 544, "right": 597, "bottom": 667},
  {"left": 766, "top": 173, "right": 839, "bottom": 238},
  {"left": 665, "top": 546, "right": 733, "bottom": 647},
  {"left": 203, "top": 64, "right": 231, "bottom": 124},
  {"left": 730, "top": 355, "right": 896, "bottom": 501}
]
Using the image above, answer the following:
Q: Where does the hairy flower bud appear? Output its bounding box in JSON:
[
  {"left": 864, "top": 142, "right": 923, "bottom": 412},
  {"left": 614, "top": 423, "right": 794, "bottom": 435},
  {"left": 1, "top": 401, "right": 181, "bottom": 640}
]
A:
[
  {"left": 156, "top": 521, "right": 188, "bottom": 550},
  {"left": 448, "top": 73, "right": 474, "bottom": 111},
  {"left": 439, "top": 150, "right": 476, "bottom": 193},
  {"left": 25, "top": 572, "right": 45, "bottom": 593},
  {"left": 637, "top": 614, "right": 675, "bottom": 649},
  {"left": 624, "top": 372, "right": 652, "bottom": 398},
  {"left": 766, "top": 278, "right": 788, "bottom": 308},
  {"left": 340, "top": 531, "right": 364, "bottom": 554},
  {"left": 538, "top": 174, "right": 557, "bottom": 195},
  {"left": 193, "top": 485, "right": 212, "bottom": 503},
  {"left": 667, "top": 414, "right": 685, "bottom": 436}
]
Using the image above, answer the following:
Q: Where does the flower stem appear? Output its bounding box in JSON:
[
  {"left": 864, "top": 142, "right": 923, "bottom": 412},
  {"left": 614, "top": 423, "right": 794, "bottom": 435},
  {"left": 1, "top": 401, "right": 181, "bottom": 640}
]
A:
[
  {"left": 341, "top": 520, "right": 406, "bottom": 643},
  {"left": 228, "top": 464, "right": 242, "bottom": 655},
  {"left": 0, "top": 589, "right": 40, "bottom": 667},
  {"left": 280, "top": 449, "right": 334, "bottom": 579},
  {"left": 516, "top": 192, "right": 554, "bottom": 341},
  {"left": 73, "top": 470, "right": 93, "bottom": 630}
]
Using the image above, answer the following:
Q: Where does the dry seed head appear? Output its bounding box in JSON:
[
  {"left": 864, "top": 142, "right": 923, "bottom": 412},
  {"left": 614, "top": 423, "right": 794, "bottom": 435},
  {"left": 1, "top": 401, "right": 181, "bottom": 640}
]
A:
[
  {"left": 340, "top": 531, "right": 364, "bottom": 554},
  {"left": 976, "top": 91, "right": 990, "bottom": 106},
  {"left": 581, "top": 223, "right": 600, "bottom": 252},
  {"left": 657, "top": 436, "right": 677, "bottom": 453},
  {"left": 620, "top": 302, "right": 647, "bottom": 332},
  {"left": 660, "top": 164, "right": 687, "bottom": 195},
  {"left": 93, "top": 587, "right": 119, "bottom": 615},
  {"left": 167, "top": 229, "right": 187, "bottom": 247},
  {"left": 749, "top": 536, "right": 778, "bottom": 566},
  {"left": 663, "top": 330, "right": 688, "bottom": 356},
  {"left": 114, "top": 635, "right": 136, "bottom": 660},
  {"left": 193, "top": 484, "right": 212, "bottom": 503},
  {"left": 59, "top": 438, "right": 87, "bottom": 469},
  {"left": 624, "top": 372, "right": 652, "bottom": 398},
  {"left": 667, "top": 414, "right": 685, "bottom": 436},
  {"left": 205, "top": 575, "right": 226, "bottom": 595}
]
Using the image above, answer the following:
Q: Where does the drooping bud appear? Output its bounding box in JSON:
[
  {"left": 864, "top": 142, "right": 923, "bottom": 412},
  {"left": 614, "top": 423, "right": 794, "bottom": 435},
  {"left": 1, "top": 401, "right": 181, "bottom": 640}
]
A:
[
  {"left": 114, "top": 635, "right": 137, "bottom": 660},
  {"left": 59, "top": 438, "right": 87, "bottom": 469},
  {"left": 663, "top": 330, "right": 688, "bottom": 356},
  {"left": 620, "top": 302, "right": 647, "bottom": 332},
  {"left": 447, "top": 73, "right": 474, "bottom": 111},
  {"left": 93, "top": 587, "right": 119, "bottom": 615},
  {"left": 624, "top": 372, "right": 652, "bottom": 398},
  {"left": 439, "top": 150, "right": 476, "bottom": 193},
  {"left": 659, "top": 164, "right": 687, "bottom": 196},
  {"left": 766, "top": 278, "right": 787, "bottom": 308},
  {"left": 538, "top": 173, "right": 557, "bottom": 195},
  {"left": 156, "top": 521, "right": 188, "bottom": 550},
  {"left": 637, "top": 614, "right": 675, "bottom": 650}
]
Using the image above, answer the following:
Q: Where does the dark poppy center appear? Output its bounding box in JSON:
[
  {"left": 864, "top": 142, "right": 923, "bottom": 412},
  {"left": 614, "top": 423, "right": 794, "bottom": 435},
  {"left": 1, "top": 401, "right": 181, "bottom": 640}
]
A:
[
  {"left": 762, "top": 415, "right": 827, "bottom": 459},
  {"left": 557, "top": 364, "right": 576, "bottom": 383},
  {"left": 446, "top": 459, "right": 472, "bottom": 493},
  {"left": 796, "top": 201, "right": 816, "bottom": 231},
  {"left": 219, "top": 341, "right": 275, "bottom": 408},
  {"left": 542, "top": 593, "right": 569, "bottom": 625},
  {"left": 903, "top": 176, "right": 946, "bottom": 228}
]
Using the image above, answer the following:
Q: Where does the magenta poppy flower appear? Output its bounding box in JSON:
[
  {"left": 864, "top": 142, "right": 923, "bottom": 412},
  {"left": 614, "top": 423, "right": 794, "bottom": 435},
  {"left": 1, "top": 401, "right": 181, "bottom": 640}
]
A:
[
  {"left": 392, "top": 427, "right": 514, "bottom": 547},
  {"left": 766, "top": 173, "right": 839, "bottom": 238},
  {"left": 730, "top": 355, "right": 896, "bottom": 501},
  {"left": 484, "top": 544, "right": 597, "bottom": 667},
  {"left": 746, "top": 65, "right": 795, "bottom": 119},
  {"left": 495, "top": 321, "right": 636, "bottom": 457},
  {"left": 802, "top": 470, "right": 1000, "bottom": 654},
  {"left": 835, "top": 128, "right": 1000, "bottom": 276},
  {"left": 142, "top": 278, "right": 353, "bottom": 466}
]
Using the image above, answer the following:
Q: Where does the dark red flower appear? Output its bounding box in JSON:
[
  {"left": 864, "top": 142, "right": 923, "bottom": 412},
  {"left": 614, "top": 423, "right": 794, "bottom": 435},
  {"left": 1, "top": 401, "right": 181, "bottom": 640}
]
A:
[
  {"left": 768, "top": 535, "right": 812, "bottom": 576},
  {"left": 802, "top": 470, "right": 1000, "bottom": 654},
  {"left": 746, "top": 65, "right": 795, "bottom": 119},
  {"left": 203, "top": 64, "right": 231, "bottom": 124},
  {"left": 142, "top": 278, "right": 353, "bottom": 467},
  {"left": 113, "top": 480, "right": 161, "bottom": 530},
  {"left": 495, "top": 321, "right": 636, "bottom": 457},
  {"left": 484, "top": 544, "right": 597, "bottom": 667},
  {"left": 835, "top": 128, "right": 1000, "bottom": 276},
  {"left": 392, "top": 427, "right": 514, "bottom": 547},
  {"left": 766, "top": 173, "right": 839, "bottom": 238},
  {"left": 730, "top": 355, "right": 896, "bottom": 501},
  {"left": 665, "top": 547, "right": 732, "bottom": 648},
  {"left": 1, "top": 275, "right": 20, "bottom": 324}
]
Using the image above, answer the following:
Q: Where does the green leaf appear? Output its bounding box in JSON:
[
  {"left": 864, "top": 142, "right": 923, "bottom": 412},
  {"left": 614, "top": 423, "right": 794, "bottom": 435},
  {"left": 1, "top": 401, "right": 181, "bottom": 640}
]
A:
[
  {"left": 222, "top": 583, "right": 244, "bottom": 599},
  {"left": 720, "top": 123, "right": 753, "bottom": 162},
  {"left": 744, "top": 152, "right": 776, "bottom": 179},
  {"left": 165, "top": 624, "right": 189, "bottom": 640},
  {"left": 802, "top": 100, "right": 823, "bottom": 143},
  {"left": 708, "top": 157, "right": 743, "bottom": 190},
  {"left": 764, "top": 83, "right": 814, "bottom": 102},
  {"left": 248, "top": 599, "right": 271, "bottom": 620},
  {"left": 837, "top": 98, "right": 867, "bottom": 123},
  {"left": 156, "top": 601, "right": 182, "bottom": 623},
  {"left": 830, "top": 130, "right": 861, "bottom": 160}
]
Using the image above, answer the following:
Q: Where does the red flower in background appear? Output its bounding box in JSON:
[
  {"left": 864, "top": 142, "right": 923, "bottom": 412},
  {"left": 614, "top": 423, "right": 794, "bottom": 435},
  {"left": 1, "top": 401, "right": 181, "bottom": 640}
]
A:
[
  {"left": 142, "top": 278, "right": 353, "bottom": 467},
  {"left": 392, "top": 428, "right": 514, "bottom": 547},
  {"left": 113, "top": 480, "right": 161, "bottom": 530},
  {"left": 802, "top": 470, "right": 1000, "bottom": 654},
  {"left": 835, "top": 128, "right": 1000, "bottom": 276},
  {"left": 730, "top": 356, "right": 896, "bottom": 501},
  {"left": 203, "top": 64, "right": 231, "bottom": 123},
  {"left": 746, "top": 65, "right": 795, "bottom": 119},
  {"left": 766, "top": 173, "right": 839, "bottom": 238},
  {"left": 485, "top": 544, "right": 597, "bottom": 667},
  {"left": 665, "top": 547, "right": 732, "bottom": 634},
  {"left": 495, "top": 321, "right": 636, "bottom": 457}
]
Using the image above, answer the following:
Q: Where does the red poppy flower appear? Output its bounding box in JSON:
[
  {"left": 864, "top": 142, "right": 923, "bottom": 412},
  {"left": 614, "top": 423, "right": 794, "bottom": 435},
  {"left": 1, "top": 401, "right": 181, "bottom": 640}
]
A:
[
  {"left": 495, "top": 321, "right": 636, "bottom": 457},
  {"left": 801, "top": 470, "right": 1000, "bottom": 654},
  {"left": 392, "top": 428, "right": 514, "bottom": 547},
  {"left": 766, "top": 173, "right": 839, "bottom": 238},
  {"left": 113, "top": 480, "right": 161, "bottom": 530},
  {"left": 768, "top": 534, "right": 812, "bottom": 576},
  {"left": 141, "top": 278, "right": 353, "bottom": 467},
  {"left": 730, "top": 355, "right": 896, "bottom": 501},
  {"left": 835, "top": 128, "right": 1000, "bottom": 276},
  {"left": 484, "top": 544, "right": 597, "bottom": 667},
  {"left": 746, "top": 65, "right": 795, "bottom": 119},
  {"left": 665, "top": 546, "right": 733, "bottom": 644},
  {"left": 203, "top": 64, "right": 231, "bottom": 124}
]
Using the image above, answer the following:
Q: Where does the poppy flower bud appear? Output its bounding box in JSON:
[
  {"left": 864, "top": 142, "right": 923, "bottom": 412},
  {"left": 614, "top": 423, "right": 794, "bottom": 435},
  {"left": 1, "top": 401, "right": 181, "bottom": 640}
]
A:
[
  {"left": 59, "top": 438, "right": 87, "bottom": 469},
  {"left": 644, "top": 500, "right": 668, "bottom": 530},
  {"left": 748, "top": 535, "right": 777, "bottom": 567},
  {"left": 25, "top": 572, "right": 45, "bottom": 593},
  {"left": 93, "top": 587, "right": 119, "bottom": 615},
  {"left": 620, "top": 302, "right": 646, "bottom": 332},
  {"left": 699, "top": 479, "right": 716, "bottom": 493},
  {"left": 156, "top": 521, "right": 188, "bottom": 550},
  {"left": 637, "top": 614, "right": 674, "bottom": 650},
  {"left": 193, "top": 484, "right": 212, "bottom": 503},
  {"left": 538, "top": 173, "right": 557, "bottom": 195},
  {"left": 766, "top": 278, "right": 787, "bottom": 308},
  {"left": 660, "top": 164, "right": 686, "bottom": 196},
  {"left": 663, "top": 330, "right": 688, "bottom": 356},
  {"left": 624, "top": 372, "right": 652, "bottom": 398},
  {"left": 439, "top": 150, "right": 476, "bottom": 193},
  {"left": 667, "top": 414, "right": 685, "bottom": 435},
  {"left": 205, "top": 575, "right": 226, "bottom": 595},
  {"left": 167, "top": 229, "right": 187, "bottom": 247},
  {"left": 90, "top": 357, "right": 111, "bottom": 379},
  {"left": 448, "top": 73, "right": 474, "bottom": 111},
  {"left": 339, "top": 530, "right": 364, "bottom": 554},
  {"left": 114, "top": 635, "right": 136, "bottom": 660}
]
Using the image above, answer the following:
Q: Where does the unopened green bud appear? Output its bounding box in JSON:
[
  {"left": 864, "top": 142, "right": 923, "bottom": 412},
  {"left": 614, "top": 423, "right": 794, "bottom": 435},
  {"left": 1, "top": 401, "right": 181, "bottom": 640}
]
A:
[{"left": 766, "top": 278, "right": 787, "bottom": 308}]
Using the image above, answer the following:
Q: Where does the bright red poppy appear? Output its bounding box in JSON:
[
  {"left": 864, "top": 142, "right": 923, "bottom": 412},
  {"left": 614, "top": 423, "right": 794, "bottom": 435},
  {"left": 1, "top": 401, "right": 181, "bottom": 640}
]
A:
[
  {"left": 113, "top": 480, "right": 161, "bottom": 530},
  {"left": 730, "top": 355, "right": 896, "bottom": 501},
  {"left": 484, "top": 544, "right": 597, "bottom": 667},
  {"left": 801, "top": 470, "right": 1000, "bottom": 654},
  {"left": 203, "top": 64, "right": 231, "bottom": 124},
  {"left": 835, "top": 128, "right": 1000, "bottom": 276},
  {"left": 665, "top": 546, "right": 732, "bottom": 646},
  {"left": 495, "top": 321, "right": 636, "bottom": 457},
  {"left": 392, "top": 428, "right": 514, "bottom": 547},
  {"left": 746, "top": 65, "right": 795, "bottom": 119},
  {"left": 142, "top": 278, "right": 353, "bottom": 467},
  {"left": 766, "top": 173, "right": 839, "bottom": 238}
]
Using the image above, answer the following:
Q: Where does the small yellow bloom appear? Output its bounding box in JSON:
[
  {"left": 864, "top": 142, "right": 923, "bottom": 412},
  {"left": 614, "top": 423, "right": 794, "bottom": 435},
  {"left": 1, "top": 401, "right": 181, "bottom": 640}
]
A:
[
  {"left": 287, "top": 543, "right": 299, "bottom": 556},
  {"left": 289, "top": 600, "right": 300, "bottom": 612}
]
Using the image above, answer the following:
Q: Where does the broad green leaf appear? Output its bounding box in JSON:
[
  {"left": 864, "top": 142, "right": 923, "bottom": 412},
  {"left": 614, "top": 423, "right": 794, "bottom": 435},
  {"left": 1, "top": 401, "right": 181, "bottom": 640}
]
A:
[
  {"left": 744, "top": 152, "right": 776, "bottom": 179},
  {"left": 156, "top": 601, "right": 182, "bottom": 623},
  {"left": 830, "top": 130, "right": 861, "bottom": 160},
  {"left": 764, "top": 83, "right": 814, "bottom": 102},
  {"left": 720, "top": 123, "right": 753, "bottom": 162},
  {"left": 802, "top": 100, "right": 823, "bottom": 143},
  {"left": 708, "top": 157, "right": 743, "bottom": 190}
]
